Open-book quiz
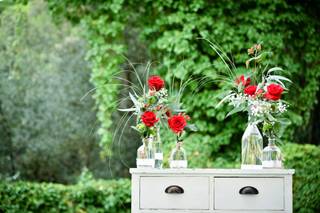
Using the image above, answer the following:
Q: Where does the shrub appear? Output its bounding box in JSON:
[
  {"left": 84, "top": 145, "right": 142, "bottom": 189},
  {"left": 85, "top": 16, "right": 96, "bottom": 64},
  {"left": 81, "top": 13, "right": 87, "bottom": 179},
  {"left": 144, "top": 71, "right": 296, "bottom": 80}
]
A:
[
  {"left": 0, "top": 179, "right": 131, "bottom": 213},
  {"left": 283, "top": 143, "right": 320, "bottom": 213},
  {"left": 0, "top": 143, "right": 319, "bottom": 213}
]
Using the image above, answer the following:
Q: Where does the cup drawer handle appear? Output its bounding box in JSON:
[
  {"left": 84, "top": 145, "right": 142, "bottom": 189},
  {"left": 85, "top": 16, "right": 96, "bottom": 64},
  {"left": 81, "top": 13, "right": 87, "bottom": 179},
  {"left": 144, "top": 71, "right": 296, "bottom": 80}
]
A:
[
  {"left": 239, "top": 186, "right": 259, "bottom": 195},
  {"left": 165, "top": 185, "right": 184, "bottom": 194}
]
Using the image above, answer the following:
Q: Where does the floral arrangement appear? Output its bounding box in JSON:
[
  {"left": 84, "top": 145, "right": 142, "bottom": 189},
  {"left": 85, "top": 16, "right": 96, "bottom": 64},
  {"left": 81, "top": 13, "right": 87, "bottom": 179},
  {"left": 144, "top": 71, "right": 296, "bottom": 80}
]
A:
[
  {"left": 119, "top": 71, "right": 195, "bottom": 139},
  {"left": 117, "top": 66, "right": 198, "bottom": 168},
  {"left": 215, "top": 43, "right": 291, "bottom": 137},
  {"left": 122, "top": 75, "right": 170, "bottom": 138}
]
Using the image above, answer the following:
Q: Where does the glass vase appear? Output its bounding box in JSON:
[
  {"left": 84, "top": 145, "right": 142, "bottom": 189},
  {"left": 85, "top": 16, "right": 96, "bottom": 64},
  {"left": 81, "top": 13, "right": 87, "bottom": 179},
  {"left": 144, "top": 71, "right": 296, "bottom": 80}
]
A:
[
  {"left": 169, "top": 141, "right": 187, "bottom": 168},
  {"left": 136, "top": 137, "right": 155, "bottom": 168},
  {"left": 262, "top": 136, "right": 283, "bottom": 168},
  {"left": 241, "top": 122, "right": 263, "bottom": 169},
  {"left": 154, "top": 128, "right": 163, "bottom": 169}
]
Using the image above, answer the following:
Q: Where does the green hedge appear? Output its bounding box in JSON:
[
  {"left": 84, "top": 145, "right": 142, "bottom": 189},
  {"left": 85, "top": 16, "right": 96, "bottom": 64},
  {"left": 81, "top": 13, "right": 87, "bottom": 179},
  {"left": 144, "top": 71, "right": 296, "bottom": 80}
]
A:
[
  {"left": 0, "top": 179, "right": 131, "bottom": 213},
  {"left": 0, "top": 143, "right": 319, "bottom": 213},
  {"left": 283, "top": 143, "right": 320, "bottom": 213}
]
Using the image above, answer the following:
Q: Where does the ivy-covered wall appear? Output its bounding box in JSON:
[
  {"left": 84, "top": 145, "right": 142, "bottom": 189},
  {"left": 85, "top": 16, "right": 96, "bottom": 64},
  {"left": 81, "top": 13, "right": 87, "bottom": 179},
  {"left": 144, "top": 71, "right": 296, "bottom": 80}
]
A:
[{"left": 46, "top": 0, "right": 320, "bottom": 168}]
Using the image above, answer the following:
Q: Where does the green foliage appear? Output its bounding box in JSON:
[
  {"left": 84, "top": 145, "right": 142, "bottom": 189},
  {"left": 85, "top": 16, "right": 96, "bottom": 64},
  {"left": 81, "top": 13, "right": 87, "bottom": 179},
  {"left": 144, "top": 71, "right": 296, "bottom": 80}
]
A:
[
  {"left": 43, "top": 2, "right": 320, "bottom": 211},
  {"left": 0, "top": 0, "right": 107, "bottom": 183},
  {"left": 283, "top": 143, "right": 320, "bottom": 213},
  {"left": 137, "top": 0, "right": 320, "bottom": 167},
  {"left": 81, "top": 1, "right": 128, "bottom": 158},
  {"left": 0, "top": 144, "right": 318, "bottom": 213},
  {"left": 0, "top": 179, "right": 131, "bottom": 213},
  {"left": 77, "top": 167, "right": 95, "bottom": 185},
  {"left": 46, "top": 0, "right": 320, "bottom": 168}
]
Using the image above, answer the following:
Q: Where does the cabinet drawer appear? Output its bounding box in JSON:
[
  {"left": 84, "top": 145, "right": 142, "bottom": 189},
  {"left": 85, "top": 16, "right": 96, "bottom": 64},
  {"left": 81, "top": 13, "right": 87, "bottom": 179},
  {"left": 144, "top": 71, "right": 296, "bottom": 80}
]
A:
[
  {"left": 214, "top": 177, "right": 284, "bottom": 210},
  {"left": 140, "top": 176, "right": 210, "bottom": 210}
]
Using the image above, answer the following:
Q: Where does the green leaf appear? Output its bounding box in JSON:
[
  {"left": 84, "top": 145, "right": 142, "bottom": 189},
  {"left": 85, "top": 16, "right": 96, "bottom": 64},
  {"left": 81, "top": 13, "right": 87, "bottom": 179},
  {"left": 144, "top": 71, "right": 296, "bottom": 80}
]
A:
[
  {"left": 226, "top": 105, "right": 246, "bottom": 117},
  {"left": 267, "top": 75, "right": 292, "bottom": 83},
  {"left": 217, "top": 94, "right": 234, "bottom": 108},
  {"left": 185, "top": 124, "right": 198, "bottom": 132},
  {"left": 131, "top": 126, "right": 140, "bottom": 132},
  {"left": 267, "top": 67, "right": 283, "bottom": 74},
  {"left": 118, "top": 108, "right": 136, "bottom": 112},
  {"left": 129, "top": 92, "right": 141, "bottom": 112}
]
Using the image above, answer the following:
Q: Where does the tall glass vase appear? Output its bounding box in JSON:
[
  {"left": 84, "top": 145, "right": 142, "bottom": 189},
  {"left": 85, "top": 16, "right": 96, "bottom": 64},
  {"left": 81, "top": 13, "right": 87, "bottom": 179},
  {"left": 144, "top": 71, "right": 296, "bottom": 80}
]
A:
[
  {"left": 136, "top": 137, "right": 155, "bottom": 168},
  {"left": 241, "top": 119, "right": 263, "bottom": 169},
  {"left": 262, "top": 136, "right": 282, "bottom": 168},
  {"left": 154, "top": 128, "right": 163, "bottom": 169}
]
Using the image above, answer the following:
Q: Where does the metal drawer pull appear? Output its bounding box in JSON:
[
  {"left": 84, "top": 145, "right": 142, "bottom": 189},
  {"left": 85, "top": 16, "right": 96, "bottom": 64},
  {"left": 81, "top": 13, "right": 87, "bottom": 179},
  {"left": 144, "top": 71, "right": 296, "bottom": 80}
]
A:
[
  {"left": 239, "top": 186, "right": 259, "bottom": 195},
  {"left": 165, "top": 185, "right": 184, "bottom": 194}
]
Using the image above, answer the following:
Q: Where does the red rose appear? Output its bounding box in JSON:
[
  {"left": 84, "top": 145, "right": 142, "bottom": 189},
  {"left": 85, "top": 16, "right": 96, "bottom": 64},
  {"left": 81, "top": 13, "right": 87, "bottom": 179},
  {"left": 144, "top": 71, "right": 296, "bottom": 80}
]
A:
[
  {"left": 168, "top": 115, "right": 187, "bottom": 134},
  {"left": 148, "top": 76, "right": 164, "bottom": 91},
  {"left": 141, "top": 111, "right": 159, "bottom": 127},
  {"left": 244, "top": 85, "right": 257, "bottom": 96},
  {"left": 235, "top": 75, "right": 250, "bottom": 87},
  {"left": 264, "top": 83, "right": 284, "bottom": 101}
]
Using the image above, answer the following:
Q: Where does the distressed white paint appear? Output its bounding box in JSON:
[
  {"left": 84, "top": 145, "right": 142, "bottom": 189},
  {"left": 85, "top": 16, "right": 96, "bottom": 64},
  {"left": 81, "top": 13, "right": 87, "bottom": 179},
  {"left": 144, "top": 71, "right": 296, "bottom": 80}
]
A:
[
  {"left": 140, "top": 176, "right": 209, "bottom": 210},
  {"left": 215, "top": 177, "right": 284, "bottom": 210},
  {"left": 130, "top": 168, "right": 294, "bottom": 213}
]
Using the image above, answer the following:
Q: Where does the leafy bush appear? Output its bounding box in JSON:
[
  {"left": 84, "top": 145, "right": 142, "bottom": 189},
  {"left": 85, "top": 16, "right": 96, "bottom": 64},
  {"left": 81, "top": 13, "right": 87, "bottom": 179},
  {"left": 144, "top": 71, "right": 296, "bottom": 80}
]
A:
[
  {"left": 0, "top": 144, "right": 319, "bottom": 213},
  {"left": 283, "top": 143, "right": 320, "bottom": 213},
  {"left": 0, "top": 179, "right": 131, "bottom": 213}
]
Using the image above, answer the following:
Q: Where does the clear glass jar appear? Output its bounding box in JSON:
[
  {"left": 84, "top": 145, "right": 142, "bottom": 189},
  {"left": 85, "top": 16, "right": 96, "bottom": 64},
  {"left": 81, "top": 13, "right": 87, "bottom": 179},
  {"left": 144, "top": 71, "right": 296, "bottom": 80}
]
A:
[
  {"left": 241, "top": 120, "right": 263, "bottom": 169},
  {"left": 154, "top": 129, "right": 163, "bottom": 169},
  {"left": 136, "top": 137, "right": 155, "bottom": 168},
  {"left": 262, "top": 137, "right": 282, "bottom": 168},
  {"left": 170, "top": 141, "right": 187, "bottom": 168}
]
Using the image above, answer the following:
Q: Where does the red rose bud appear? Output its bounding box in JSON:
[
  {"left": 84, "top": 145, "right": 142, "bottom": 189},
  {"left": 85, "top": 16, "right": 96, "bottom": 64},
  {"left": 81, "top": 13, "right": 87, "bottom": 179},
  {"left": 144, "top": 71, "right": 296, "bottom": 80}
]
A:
[
  {"left": 244, "top": 77, "right": 250, "bottom": 86},
  {"left": 248, "top": 47, "right": 254, "bottom": 55},
  {"left": 264, "top": 83, "right": 284, "bottom": 101},
  {"left": 253, "top": 89, "right": 264, "bottom": 98},
  {"left": 255, "top": 44, "right": 262, "bottom": 51},
  {"left": 235, "top": 75, "right": 250, "bottom": 87},
  {"left": 256, "top": 89, "right": 264, "bottom": 95},
  {"left": 141, "top": 111, "right": 159, "bottom": 127},
  {"left": 148, "top": 75, "right": 164, "bottom": 91},
  {"left": 165, "top": 109, "right": 172, "bottom": 118},
  {"left": 244, "top": 85, "right": 257, "bottom": 96},
  {"left": 156, "top": 105, "right": 162, "bottom": 111},
  {"left": 168, "top": 115, "right": 187, "bottom": 134}
]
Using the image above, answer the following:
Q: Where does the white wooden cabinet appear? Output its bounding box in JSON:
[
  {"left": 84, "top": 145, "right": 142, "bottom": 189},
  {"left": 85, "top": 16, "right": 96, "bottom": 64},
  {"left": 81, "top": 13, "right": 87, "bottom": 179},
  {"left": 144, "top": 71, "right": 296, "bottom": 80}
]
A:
[{"left": 130, "top": 168, "right": 294, "bottom": 213}]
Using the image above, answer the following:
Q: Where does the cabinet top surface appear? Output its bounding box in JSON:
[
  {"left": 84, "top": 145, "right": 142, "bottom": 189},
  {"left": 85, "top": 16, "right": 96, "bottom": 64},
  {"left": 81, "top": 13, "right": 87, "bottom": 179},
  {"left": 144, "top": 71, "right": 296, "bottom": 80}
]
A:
[{"left": 129, "top": 168, "right": 295, "bottom": 175}]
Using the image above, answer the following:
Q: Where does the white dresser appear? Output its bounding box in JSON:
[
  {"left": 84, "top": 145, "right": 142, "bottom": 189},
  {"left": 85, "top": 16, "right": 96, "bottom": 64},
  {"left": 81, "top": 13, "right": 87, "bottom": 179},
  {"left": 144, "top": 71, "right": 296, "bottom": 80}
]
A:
[{"left": 130, "top": 168, "right": 294, "bottom": 213}]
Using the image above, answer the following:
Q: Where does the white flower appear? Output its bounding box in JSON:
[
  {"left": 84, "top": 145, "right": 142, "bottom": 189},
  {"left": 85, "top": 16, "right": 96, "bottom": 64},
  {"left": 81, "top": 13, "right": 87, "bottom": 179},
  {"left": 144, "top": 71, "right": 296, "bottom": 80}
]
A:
[
  {"left": 278, "top": 102, "right": 287, "bottom": 113},
  {"left": 248, "top": 99, "right": 272, "bottom": 117},
  {"left": 156, "top": 88, "right": 168, "bottom": 98}
]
